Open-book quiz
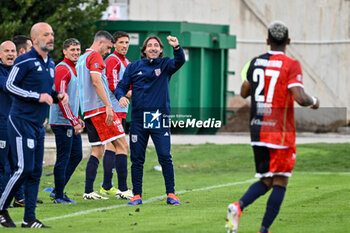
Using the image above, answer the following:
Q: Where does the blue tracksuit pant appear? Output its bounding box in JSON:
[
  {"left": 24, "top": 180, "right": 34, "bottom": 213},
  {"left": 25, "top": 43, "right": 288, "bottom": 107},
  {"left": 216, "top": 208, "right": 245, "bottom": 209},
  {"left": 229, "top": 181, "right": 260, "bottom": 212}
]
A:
[
  {"left": 0, "top": 121, "right": 25, "bottom": 201},
  {"left": 51, "top": 125, "right": 82, "bottom": 198},
  {"left": 0, "top": 124, "right": 11, "bottom": 196},
  {"left": 0, "top": 157, "right": 25, "bottom": 201},
  {"left": 129, "top": 121, "right": 175, "bottom": 196},
  {"left": 0, "top": 116, "right": 45, "bottom": 221}
]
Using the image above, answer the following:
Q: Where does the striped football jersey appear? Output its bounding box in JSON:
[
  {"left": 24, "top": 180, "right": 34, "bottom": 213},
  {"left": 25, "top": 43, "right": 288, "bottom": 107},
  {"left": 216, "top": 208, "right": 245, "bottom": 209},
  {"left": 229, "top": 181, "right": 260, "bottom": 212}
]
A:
[{"left": 243, "top": 51, "right": 304, "bottom": 148}]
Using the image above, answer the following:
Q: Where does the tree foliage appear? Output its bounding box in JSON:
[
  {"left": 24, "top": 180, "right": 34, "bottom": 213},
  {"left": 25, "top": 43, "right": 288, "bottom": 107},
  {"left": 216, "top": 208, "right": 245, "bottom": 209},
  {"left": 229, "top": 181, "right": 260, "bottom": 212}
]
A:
[{"left": 0, "top": 0, "right": 108, "bottom": 61}]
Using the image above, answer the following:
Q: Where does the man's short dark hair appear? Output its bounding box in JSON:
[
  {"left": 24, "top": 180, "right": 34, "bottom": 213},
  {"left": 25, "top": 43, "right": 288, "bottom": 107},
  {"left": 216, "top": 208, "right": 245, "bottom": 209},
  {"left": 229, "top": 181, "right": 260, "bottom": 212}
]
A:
[
  {"left": 268, "top": 21, "right": 289, "bottom": 45},
  {"left": 113, "top": 31, "right": 129, "bottom": 42},
  {"left": 94, "top": 30, "right": 115, "bottom": 44},
  {"left": 12, "top": 35, "right": 32, "bottom": 53},
  {"left": 63, "top": 38, "right": 80, "bottom": 50},
  {"left": 141, "top": 35, "right": 164, "bottom": 58}
]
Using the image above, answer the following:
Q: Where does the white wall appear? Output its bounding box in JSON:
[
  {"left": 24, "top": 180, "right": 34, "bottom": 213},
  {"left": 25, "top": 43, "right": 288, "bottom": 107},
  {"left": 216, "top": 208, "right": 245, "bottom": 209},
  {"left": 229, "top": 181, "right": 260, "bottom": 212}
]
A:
[{"left": 127, "top": 0, "right": 350, "bottom": 112}]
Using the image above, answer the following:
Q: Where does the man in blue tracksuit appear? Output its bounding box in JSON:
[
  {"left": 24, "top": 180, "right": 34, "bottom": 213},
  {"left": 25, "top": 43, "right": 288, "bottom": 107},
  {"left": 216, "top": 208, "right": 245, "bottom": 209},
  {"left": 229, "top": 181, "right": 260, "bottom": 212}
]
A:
[
  {"left": 116, "top": 35, "right": 185, "bottom": 205},
  {"left": 0, "top": 22, "right": 68, "bottom": 228},
  {"left": 0, "top": 41, "right": 17, "bottom": 197},
  {"left": 0, "top": 40, "right": 29, "bottom": 208}
]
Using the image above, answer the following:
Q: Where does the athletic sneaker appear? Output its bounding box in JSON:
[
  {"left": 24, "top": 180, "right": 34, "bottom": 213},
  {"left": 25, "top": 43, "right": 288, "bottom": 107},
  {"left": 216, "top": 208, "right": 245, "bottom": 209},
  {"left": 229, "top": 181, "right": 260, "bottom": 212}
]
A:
[
  {"left": 13, "top": 199, "right": 25, "bottom": 207},
  {"left": 226, "top": 202, "right": 242, "bottom": 233},
  {"left": 100, "top": 186, "right": 118, "bottom": 195},
  {"left": 127, "top": 195, "right": 142, "bottom": 205},
  {"left": 13, "top": 198, "right": 43, "bottom": 207},
  {"left": 63, "top": 193, "right": 76, "bottom": 204},
  {"left": 50, "top": 191, "right": 76, "bottom": 204},
  {"left": 83, "top": 192, "right": 109, "bottom": 200},
  {"left": 52, "top": 197, "right": 71, "bottom": 204},
  {"left": 257, "top": 232, "right": 271, "bottom": 233},
  {"left": 0, "top": 210, "right": 16, "bottom": 227},
  {"left": 116, "top": 189, "right": 133, "bottom": 200},
  {"left": 167, "top": 193, "right": 181, "bottom": 205},
  {"left": 36, "top": 199, "right": 43, "bottom": 204},
  {"left": 22, "top": 219, "right": 50, "bottom": 228}
]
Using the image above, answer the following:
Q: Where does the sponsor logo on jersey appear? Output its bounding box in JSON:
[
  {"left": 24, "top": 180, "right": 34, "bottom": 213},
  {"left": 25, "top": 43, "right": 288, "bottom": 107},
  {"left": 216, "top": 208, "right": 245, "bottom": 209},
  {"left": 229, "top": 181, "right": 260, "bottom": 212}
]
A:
[
  {"left": 37, "top": 66, "right": 42, "bottom": 71},
  {"left": 164, "top": 132, "right": 169, "bottom": 136},
  {"left": 256, "top": 102, "right": 272, "bottom": 116},
  {"left": 137, "top": 71, "right": 142, "bottom": 75},
  {"left": 250, "top": 118, "right": 277, "bottom": 127},
  {"left": 297, "top": 74, "right": 302, "bottom": 82},
  {"left": 94, "top": 63, "right": 99, "bottom": 68}
]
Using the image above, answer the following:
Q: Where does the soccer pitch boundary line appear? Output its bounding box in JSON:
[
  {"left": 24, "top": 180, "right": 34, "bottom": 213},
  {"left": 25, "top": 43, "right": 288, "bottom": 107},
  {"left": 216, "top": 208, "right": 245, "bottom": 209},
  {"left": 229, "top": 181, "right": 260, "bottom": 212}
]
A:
[
  {"left": 296, "top": 171, "right": 350, "bottom": 175},
  {"left": 29, "top": 178, "right": 257, "bottom": 224}
]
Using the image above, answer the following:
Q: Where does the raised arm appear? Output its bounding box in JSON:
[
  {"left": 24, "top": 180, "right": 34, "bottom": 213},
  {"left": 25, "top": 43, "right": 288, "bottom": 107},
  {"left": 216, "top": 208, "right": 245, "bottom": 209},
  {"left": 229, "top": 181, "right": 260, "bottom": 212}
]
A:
[{"left": 166, "top": 36, "right": 185, "bottom": 75}]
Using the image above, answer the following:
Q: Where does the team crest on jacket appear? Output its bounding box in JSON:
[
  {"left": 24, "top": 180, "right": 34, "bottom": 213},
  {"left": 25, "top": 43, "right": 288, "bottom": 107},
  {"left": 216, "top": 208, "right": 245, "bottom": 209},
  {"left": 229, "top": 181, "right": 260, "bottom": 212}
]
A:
[
  {"left": 0, "top": 140, "right": 6, "bottom": 149},
  {"left": 27, "top": 138, "right": 34, "bottom": 149},
  {"left": 154, "top": 68, "right": 161, "bottom": 76}
]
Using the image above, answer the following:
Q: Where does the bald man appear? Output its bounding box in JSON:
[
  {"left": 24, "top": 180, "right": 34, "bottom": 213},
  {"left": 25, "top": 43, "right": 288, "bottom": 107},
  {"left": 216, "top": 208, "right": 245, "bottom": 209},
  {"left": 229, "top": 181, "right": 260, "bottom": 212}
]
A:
[
  {"left": 0, "top": 41, "right": 17, "bottom": 197},
  {"left": 0, "top": 22, "right": 68, "bottom": 228},
  {"left": 0, "top": 40, "right": 28, "bottom": 208}
]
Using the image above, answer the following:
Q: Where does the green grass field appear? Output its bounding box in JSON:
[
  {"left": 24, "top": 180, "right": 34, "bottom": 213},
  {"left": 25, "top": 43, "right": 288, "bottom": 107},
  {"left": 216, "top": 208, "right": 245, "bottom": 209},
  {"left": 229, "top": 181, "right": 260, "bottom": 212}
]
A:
[{"left": 5, "top": 143, "right": 350, "bottom": 232}]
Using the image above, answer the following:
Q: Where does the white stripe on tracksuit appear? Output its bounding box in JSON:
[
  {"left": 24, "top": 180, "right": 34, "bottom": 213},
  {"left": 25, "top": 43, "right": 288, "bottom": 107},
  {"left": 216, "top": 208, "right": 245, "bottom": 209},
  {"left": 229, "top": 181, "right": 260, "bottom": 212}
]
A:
[
  {"left": 0, "top": 116, "right": 25, "bottom": 209},
  {"left": 6, "top": 58, "right": 40, "bottom": 99},
  {"left": 60, "top": 79, "right": 78, "bottom": 125}
]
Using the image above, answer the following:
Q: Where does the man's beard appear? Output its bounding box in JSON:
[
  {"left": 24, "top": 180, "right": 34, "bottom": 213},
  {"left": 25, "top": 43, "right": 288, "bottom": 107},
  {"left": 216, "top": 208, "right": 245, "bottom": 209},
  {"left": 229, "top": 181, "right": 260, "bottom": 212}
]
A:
[{"left": 38, "top": 41, "right": 54, "bottom": 52}]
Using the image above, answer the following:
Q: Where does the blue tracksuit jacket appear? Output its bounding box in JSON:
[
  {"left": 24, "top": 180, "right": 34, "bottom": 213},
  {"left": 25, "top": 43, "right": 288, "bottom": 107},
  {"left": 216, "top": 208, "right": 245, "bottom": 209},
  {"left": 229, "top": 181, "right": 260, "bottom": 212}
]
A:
[
  {"left": 6, "top": 47, "right": 59, "bottom": 126},
  {"left": 115, "top": 47, "right": 185, "bottom": 122},
  {"left": 0, "top": 60, "right": 25, "bottom": 202},
  {"left": 0, "top": 61, "right": 12, "bottom": 124},
  {"left": 0, "top": 47, "right": 59, "bottom": 220},
  {"left": 115, "top": 47, "right": 185, "bottom": 196}
]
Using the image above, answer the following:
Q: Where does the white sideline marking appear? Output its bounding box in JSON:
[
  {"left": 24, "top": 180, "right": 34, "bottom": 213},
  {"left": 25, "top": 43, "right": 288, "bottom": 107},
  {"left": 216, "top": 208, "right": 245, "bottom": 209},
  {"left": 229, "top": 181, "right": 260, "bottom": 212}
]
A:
[
  {"left": 296, "top": 171, "right": 350, "bottom": 175},
  {"left": 26, "top": 179, "right": 256, "bottom": 223}
]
